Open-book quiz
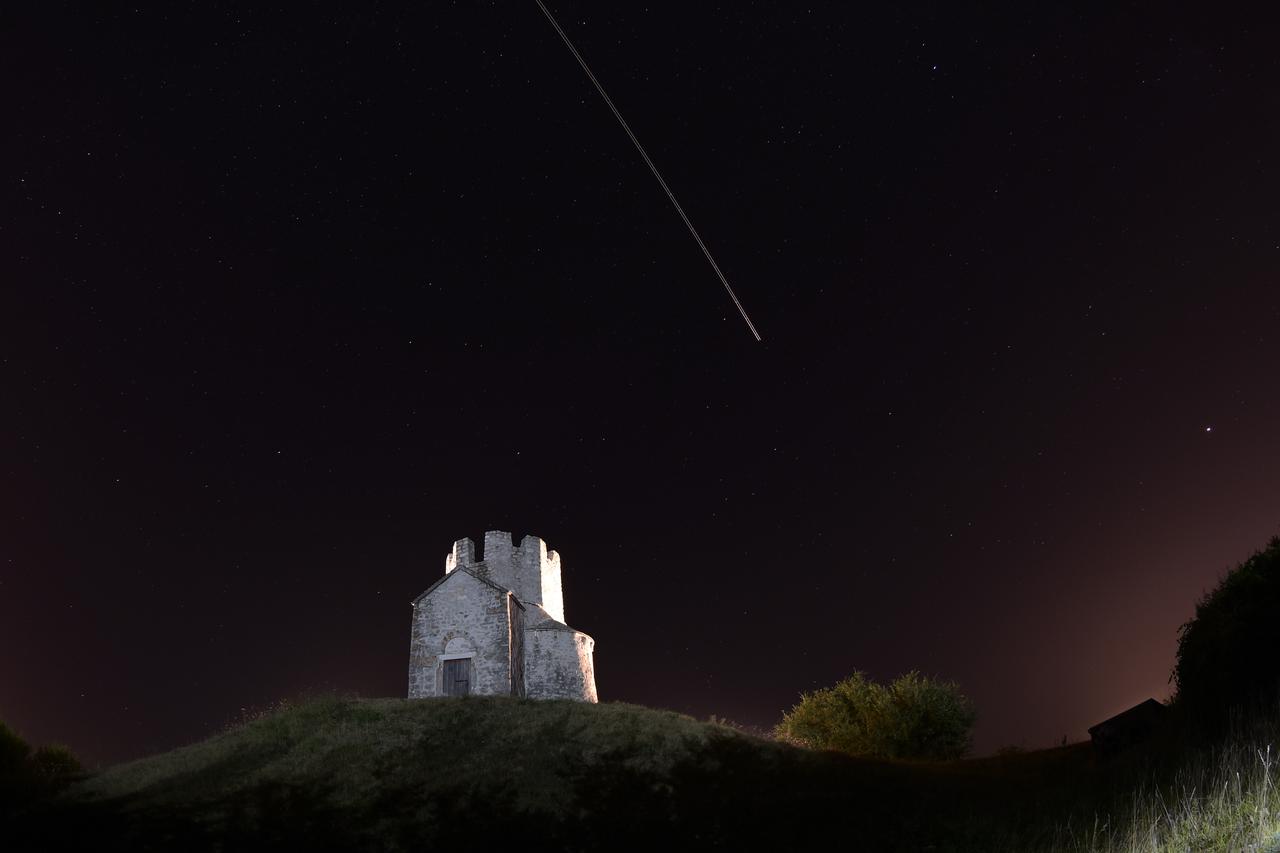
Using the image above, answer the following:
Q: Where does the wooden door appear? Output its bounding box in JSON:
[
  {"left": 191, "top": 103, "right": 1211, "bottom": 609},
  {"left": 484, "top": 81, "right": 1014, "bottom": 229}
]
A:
[{"left": 443, "top": 658, "right": 470, "bottom": 696}]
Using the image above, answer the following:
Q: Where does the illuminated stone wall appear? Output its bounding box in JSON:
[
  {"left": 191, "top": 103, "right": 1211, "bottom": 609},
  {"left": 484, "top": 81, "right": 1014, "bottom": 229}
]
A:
[
  {"left": 407, "top": 569, "right": 513, "bottom": 698},
  {"left": 525, "top": 619, "right": 597, "bottom": 702}
]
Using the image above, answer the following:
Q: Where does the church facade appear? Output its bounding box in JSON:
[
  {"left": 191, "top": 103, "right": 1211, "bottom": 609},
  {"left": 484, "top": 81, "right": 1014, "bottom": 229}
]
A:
[{"left": 407, "top": 531, "right": 597, "bottom": 702}]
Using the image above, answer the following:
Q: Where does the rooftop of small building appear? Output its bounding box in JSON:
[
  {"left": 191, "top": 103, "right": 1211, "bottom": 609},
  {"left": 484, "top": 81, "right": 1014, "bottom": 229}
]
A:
[
  {"left": 410, "top": 565, "right": 524, "bottom": 606},
  {"left": 1087, "top": 698, "right": 1165, "bottom": 736},
  {"left": 410, "top": 573, "right": 593, "bottom": 640}
]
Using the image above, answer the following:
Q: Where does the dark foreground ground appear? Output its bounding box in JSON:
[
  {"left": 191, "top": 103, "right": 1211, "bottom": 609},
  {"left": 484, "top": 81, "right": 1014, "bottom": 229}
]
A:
[{"left": 5, "top": 696, "right": 1121, "bottom": 852}]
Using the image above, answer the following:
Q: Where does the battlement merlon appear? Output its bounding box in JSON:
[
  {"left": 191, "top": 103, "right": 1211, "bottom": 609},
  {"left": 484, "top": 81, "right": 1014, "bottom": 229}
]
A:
[
  {"left": 442, "top": 531, "right": 565, "bottom": 622},
  {"left": 444, "top": 537, "right": 476, "bottom": 574},
  {"left": 538, "top": 547, "right": 564, "bottom": 624}
]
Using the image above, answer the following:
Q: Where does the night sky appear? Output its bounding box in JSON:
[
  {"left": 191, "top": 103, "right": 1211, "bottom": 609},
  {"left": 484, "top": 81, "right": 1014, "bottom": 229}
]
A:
[{"left": 5, "top": 3, "right": 1280, "bottom": 767}]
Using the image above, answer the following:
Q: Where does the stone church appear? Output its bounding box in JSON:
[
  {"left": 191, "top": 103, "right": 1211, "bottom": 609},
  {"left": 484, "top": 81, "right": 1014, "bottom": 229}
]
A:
[{"left": 407, "top": 531, "right": 597, "bottom": 702}]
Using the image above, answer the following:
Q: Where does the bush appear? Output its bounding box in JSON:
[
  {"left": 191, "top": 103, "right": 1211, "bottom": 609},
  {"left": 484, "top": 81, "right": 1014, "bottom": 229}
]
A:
[
  {"left": 0, "top": 722, "right": 82, "bottom": 807},
  {"left": 775, "top": 671, "right": 976, "bottom": 760},
  {"left": 30, "top": 745, "right": 82, "bottom": 784},
  {"left": 1173, "top": 535, "right": 1280, "bottom": 726}
]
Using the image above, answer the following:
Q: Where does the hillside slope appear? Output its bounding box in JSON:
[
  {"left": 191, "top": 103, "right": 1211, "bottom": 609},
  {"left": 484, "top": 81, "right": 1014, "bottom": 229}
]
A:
[{"left": 12, "top": 696, "right": 1096, "bottom": 852}]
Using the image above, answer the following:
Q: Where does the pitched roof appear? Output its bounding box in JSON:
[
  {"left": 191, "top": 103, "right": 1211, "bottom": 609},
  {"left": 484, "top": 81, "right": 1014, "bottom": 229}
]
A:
[
  {"left": 522, "top": 602, "right": 592, "bottom": 637},
  {"left": 410, "top": 568, "right": 519, "bottom": 606},
  {"left": 527, "top": 619, "right": 577, "bottom": 632},
  {"left": 1087, "top": 698, "right": 1165, "bottom": 736}
]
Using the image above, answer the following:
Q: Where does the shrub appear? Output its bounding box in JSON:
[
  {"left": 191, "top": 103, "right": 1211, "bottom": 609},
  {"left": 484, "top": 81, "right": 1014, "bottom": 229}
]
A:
[
  {"left": 775, "top": 671, "right": 975, "bottom": 760},
  {"left": 0, "top": 723, "right": 82, "bottom": 805},
  {"left": 1173, "top": 535, "right": 1280, "bottom": 726},
  {"left": 30, "top": 744, "right": 82, "bottom": 784}
]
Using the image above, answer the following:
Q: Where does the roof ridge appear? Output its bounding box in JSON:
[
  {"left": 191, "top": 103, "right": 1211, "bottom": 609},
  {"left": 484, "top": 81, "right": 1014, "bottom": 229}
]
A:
[{"left": 411, "top": 567, "right": 514, "bottom": 605}]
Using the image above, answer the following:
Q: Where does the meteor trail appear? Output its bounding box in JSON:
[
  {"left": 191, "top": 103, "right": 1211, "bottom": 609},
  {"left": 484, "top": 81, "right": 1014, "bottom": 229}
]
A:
[{"left": 534, "top": 0, "right": 762, "bottom": 342}]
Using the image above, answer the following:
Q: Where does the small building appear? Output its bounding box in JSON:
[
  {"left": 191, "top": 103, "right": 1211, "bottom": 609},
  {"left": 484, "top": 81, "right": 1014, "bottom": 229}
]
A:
[
  {"left": 407, "top": 531, "right": 597, "bottom": 702},
  {"left": 1087, "top": 698, "right": 1166, "bottom": 757}
]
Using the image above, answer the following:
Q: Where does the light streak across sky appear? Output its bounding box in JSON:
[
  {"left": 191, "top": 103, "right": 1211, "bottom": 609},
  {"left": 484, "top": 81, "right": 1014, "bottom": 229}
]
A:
[{"left": 534, "top": 0, "right": 763, "bottom": 342}]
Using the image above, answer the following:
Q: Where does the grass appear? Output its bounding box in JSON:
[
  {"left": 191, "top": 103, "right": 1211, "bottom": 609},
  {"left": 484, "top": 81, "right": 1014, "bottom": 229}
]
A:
[
  {"left": 8, "top": 695, "right": 1280, "bottom": 851},
  {"left": 1049, "top": 729, "right": 1280, "bottom": 852},
  {"left": 81, "top": 695, "right": 741, "bottom": 818}
]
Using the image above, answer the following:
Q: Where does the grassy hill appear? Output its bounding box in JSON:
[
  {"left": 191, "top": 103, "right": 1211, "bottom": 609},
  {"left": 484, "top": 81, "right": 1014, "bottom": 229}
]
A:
[
  {"left": 7, "top": 695, "right": 1113, "bottom": 852},
  {"left": 22, "top": 694, "right": 1280, "bottom": 852}
]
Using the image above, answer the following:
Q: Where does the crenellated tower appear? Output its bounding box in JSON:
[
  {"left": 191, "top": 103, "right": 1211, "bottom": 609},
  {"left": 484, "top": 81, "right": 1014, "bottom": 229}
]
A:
[{"left": 445, "top": 531, "right": 565, "bottom": 623}]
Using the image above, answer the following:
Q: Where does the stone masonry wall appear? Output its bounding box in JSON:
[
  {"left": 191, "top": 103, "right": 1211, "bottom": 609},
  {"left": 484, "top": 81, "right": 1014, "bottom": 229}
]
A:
[
  {"left": 525, "top": 627, "right": 597, "bottom": 702},
  {"left": 407, "top": 570, "right": 512, "bottom": 698}
]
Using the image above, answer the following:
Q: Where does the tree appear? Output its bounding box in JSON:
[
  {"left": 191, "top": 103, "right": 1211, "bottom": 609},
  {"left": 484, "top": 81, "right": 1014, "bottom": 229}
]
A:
[
  {"left": 775, "top": 671, "right": 976, "bottom": 760},
  {"left": 1174, "top": 535, "right": 1280, "bottom": 725}
]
